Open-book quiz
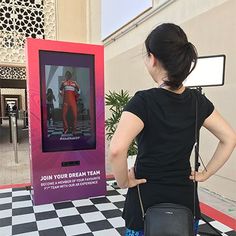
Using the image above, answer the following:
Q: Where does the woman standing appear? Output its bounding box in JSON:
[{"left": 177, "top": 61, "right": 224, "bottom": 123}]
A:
[
  {"left": 109, "top": 23, "right": 236, "bottom": 236},
  {"left": 46, "top": 88, "right": 56, "bottom": 126}
]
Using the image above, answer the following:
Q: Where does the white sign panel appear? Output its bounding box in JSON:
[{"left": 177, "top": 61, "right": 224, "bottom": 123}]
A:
[{"left": 184, "top": 55, "right": 225, "bottom": 87}]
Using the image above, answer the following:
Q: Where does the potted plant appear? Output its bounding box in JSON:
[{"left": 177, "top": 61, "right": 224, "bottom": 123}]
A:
[{"left": 105, "top": 90, "right": 138, "bottom": 187}]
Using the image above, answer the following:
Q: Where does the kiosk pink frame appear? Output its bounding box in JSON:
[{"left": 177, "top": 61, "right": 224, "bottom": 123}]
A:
[{"left": 26, "top": 38, "right": 106, "bottom": 205}]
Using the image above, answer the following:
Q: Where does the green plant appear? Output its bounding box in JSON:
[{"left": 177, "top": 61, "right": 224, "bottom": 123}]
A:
[{"left": 105, "top": 89, "right": 138, "bottom": 156}]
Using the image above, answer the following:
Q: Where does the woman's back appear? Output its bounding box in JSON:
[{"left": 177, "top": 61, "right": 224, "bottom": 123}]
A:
[{"left": 124, "top": 88, "right": 213, "bottom": 184}]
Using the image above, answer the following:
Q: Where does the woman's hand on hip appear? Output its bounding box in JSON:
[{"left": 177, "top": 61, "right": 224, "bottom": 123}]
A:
[
  {"left": 189, "top": 170, "right": 209, "bottom": 182},
  {"left": 128, "top": 167, "right": 147, "bottom": 188}
]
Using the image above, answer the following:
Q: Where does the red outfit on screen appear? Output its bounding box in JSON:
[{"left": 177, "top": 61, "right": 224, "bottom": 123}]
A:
[{"left": 60, "top": 80, "right": 80, "bottom": 133}]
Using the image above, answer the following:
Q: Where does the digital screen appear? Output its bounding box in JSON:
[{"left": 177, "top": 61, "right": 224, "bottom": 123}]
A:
[
  {"left": 39, "top": 50, "right": 96, "bottom": 152},
  {"left": 183, "top": 55, "right": 225, "bottom": 87}
]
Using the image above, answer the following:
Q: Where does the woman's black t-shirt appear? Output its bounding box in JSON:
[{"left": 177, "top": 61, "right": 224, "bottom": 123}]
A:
[{"left": 122, "top": 87, "right": 214, "bottom": 230}]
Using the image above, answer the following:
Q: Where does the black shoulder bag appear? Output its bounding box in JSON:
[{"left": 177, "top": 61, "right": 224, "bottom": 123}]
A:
[{"left": 137, "top": 98, "right": 200, "bottom": 236}]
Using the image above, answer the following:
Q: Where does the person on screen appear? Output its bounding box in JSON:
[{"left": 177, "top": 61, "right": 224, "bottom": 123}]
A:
[
  {"left": 46, "top": 88, "right": 56, "bottom": 126},
  {"left": 108, "top": 23, "right": 236, "bottom": 236},
  {"left": 60, "top": 71, "right": 80, "bottom": 135}
]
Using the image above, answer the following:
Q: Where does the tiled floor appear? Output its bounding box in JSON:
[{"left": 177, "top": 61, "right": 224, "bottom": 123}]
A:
[{"left": 0, "top": 182, "right": 235, "bottom": 236}]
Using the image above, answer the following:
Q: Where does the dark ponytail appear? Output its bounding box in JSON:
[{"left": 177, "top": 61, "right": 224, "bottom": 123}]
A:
[{"left": 145, "top": 23, "right": 198, "bottom": 90}]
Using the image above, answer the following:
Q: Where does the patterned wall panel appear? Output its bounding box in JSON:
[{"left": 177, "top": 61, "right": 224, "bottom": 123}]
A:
[
  {"left": 14, "top": 5, "right": 44, "bottom": 38},
  {"left": 44, "top": 0, "right": 56, "bottom": 40},
  {"left": 0, "top": 66, "right": 26, "bottom": 80},
  {"left": 0, "top": 0, "right": 56, "bottom": 64}
]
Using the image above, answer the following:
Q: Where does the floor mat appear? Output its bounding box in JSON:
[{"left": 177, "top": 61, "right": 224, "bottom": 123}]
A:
[{"left": 0, "top": 181, "right": 235, "bottom": 236}]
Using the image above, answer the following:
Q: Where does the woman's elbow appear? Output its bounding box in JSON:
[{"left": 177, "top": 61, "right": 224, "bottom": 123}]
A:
[
  {"left": 109, "top": 147, "right": 119, "bottom": 160},
  {"left": 222, "top": 132, "right": 236, "bottom": 147},
  {"left": 108, "top": 145, "right": 126, "bottom": 162}
]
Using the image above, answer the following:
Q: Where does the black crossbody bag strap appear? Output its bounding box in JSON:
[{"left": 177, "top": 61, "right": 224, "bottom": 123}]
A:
[
  {"left": 193, "top": 95, "right": 198, "bottom": 219},
  {"left": 137, "top": 183, "right": 145, "bottom": 220}
]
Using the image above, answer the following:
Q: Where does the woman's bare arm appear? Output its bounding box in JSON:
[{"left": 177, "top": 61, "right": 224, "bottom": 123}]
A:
[
  {"left": 109, "top": 111, "right": 146, "bottom": 188},
  {"left": 190, "top": 109, "right": 236, "bottom": 182}
]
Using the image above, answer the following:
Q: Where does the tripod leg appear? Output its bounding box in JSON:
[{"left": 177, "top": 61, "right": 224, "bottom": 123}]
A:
[{"left": 198, "top": 215, "right": 223, "bottom": 236}]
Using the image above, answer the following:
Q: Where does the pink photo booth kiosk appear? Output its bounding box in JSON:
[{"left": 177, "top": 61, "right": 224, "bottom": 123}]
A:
[{"left": 26, "top": 38, "right": 106, "bottom": 205}]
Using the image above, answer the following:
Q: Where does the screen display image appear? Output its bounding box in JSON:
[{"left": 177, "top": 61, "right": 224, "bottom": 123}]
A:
[
  {"left": 40, "top": 51, "right": 96, "bottom": 152},
  {"left": 183, "top": 55, "right": 225, "bottom": 87}
]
